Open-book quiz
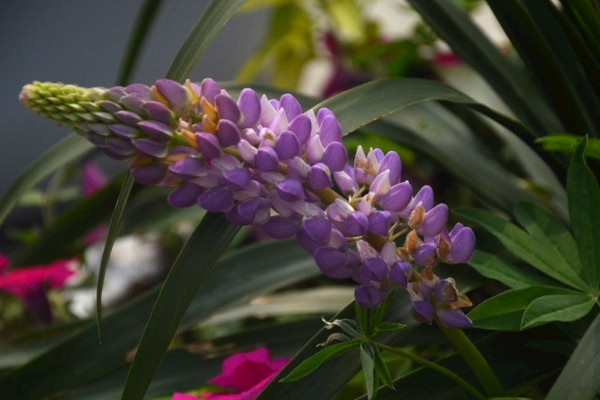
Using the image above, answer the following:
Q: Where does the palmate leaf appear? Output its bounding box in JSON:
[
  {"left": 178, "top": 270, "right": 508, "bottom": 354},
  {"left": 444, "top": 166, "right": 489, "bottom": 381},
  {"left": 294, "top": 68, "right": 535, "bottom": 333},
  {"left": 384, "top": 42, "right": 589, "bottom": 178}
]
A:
[
  {"left": 567, "top": 138, "right": 600, "bottom": 291},
  {"left": 0, "top": 239, "right": 318, "bottom": 400},
  {"left": 456, "top": 208, "right": 588, "bottom": 291}
]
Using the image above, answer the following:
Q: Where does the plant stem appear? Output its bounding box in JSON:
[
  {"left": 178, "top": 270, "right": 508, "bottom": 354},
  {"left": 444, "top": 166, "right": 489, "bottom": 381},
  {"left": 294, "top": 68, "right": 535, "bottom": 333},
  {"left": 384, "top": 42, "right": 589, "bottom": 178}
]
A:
[
  {"left": 377, "top": 343, "right": 487, "bottom": 400},
  {"left": 437, "top": 322, "right": 504, "bottom": 397}
]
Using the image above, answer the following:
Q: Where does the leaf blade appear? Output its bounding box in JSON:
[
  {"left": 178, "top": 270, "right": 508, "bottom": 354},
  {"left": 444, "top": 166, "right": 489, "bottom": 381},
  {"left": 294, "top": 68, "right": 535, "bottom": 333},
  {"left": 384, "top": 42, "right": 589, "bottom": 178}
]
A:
[{"left": 521, "top": 294, "right": 595, "bottom": 329}]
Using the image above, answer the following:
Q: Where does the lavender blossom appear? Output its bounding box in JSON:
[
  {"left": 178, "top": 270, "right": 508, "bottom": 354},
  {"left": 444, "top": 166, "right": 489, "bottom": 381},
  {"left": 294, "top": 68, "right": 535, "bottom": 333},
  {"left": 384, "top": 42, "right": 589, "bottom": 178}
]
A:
[{"left": 21, "top": 78, "right": 475, "bottom": 328}]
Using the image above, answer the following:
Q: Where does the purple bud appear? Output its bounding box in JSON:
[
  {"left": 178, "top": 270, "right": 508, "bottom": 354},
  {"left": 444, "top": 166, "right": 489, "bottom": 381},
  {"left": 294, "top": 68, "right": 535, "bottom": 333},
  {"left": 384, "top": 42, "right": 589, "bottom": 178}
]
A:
[
  {"left": 368, "top": 211, "right": 391, "bottom": 236},
  {"left": 319, "top": 115, "right": 343, "bottom": 147},
  {"left": 143, "top": 101, "right": 173, "bottom": 125},
  {"left": 169, "top": 157, "right": 206, "bottom": 178},
  {"left": 378, "top": 182, "right": 412, "bottom": 212},
  {"left": 120, "top": 94, "right": 146, "bottom": 115},
  {"left": 308, "top": 163, "right": 333, "bottom": 190},
  {"left": 279, "top": 94, "right": 302, "bottom": 121},
  {"left": 155, "top": 79, "right": 189, "bottom": 112},
  {"left": 198, "top": 186, "right": 234, "bottom": 212},
  {"left": 215, "top": 93, "right": 241, "bottom": 123},
  {"left": 355, "top": 285, "right": 384, "bottom": 308},
  {"left": 412, "top": 301, "right": 435, "bottom": 324},
  {"left": 106, "top": 137, "right": 135, "bottom": 157},
  {"left": 288, "top": 114, "right": 312, "bottom": 145},
  {"left": 276, "top": 178, "right": 304, "bottom": 202},
  {"left": 333, "top": 166, "right": 358, "bottom": 194},
  {"left": 115, "top": 110, "right": 143, "bottom": 126},
  {"left": 126, "top": 83, "right": 152, "bottom": 99},
  {"left": 413, "top": 242, "right": 437, "bottom": 266},
  {"left": 200, "top": 78, "right": 221, "bottom": 103},
  {"left": 167, "top": 182, "right": 204, "bottom": 208},
  {"left": 255, "top": 146, "right": 279, "bottom": 171},
  {"left": 261, "top": 215, "right": 301, "bottom": 239},
  {"left": 109, "top": 124, "right": 140, "bottom": 139},
  {"left": 316, "top": 108, "right": 335, "bottom": 125},
  {"left": 195, "top": 132, "right": 222, "bottom": 159},
  {"left": 223, "top": 168, "right": 251, "bottom": 190},
  {"left": 379, "top": 151, "right": 402, "bottom": 185},
  {"left": 103, "top": 87, "right": 127, "bottom": 102},
  {"left": 390, "top": 261, "right": 412, "bottom": 287},
  {"left": 314, "top": 247, "right": 354, "bottom": 279},
  {"left": 275, "top": 131, "right": 301, "bottom": 160},
  {"left": 412, "top": 186, "right": 434, "bottom": 211},
  {"left": 217, "top": 119, "right": 241, "bottom": 147},
  {"left": 447, "top": 225, "right": 475, "bottom": 264},
  {"left": 302, "top": 218, "right": 332, "bottom": 243},
  {"left": 138, "top": 120, "right": 173, "bottom": 141},
  {"left": 322, "top": 142, "right": 348, "bottom": 172},
  {"left": 436, "top": 307, "right": 472, "bottom": 328},
  {"left": 344, "top": 211, "right": 369, "bottom": 236},
  {"left": 417, "top": 204, "right": 448, "bottom": 237},
  {"left": 238, "top": 88, "right": 261, "bottom": 128},
  {"left": 131, "top": 163, "right": 167, "bottom": 185},
  {"left": 132, "top": 138, "right": 168, "bottom": 158}
]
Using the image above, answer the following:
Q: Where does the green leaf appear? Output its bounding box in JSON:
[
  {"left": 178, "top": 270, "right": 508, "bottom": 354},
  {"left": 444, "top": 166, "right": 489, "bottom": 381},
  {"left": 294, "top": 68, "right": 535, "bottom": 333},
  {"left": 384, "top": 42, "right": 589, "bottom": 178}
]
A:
[
  {"left": 468, "top": 250, "right": 561, "bottom": 289},
  {"left": 547, "top": 311, "right": 600, "bottom": 400},
  {"left": 537, "top": 134, "right": 600, "bottom": 159},
  {"left": 281, "top": 340, "right": 361, "bottom": 382},
  {"left": 120, "top": 213, "right": 240, "bottom": 400},
  {"left": 166, "top": 0, "right": 250, "bottom": 81},
  {"left": 567, "top": 138, "right": 600, "bottom": 291},
  {"left": 407, "top": 0, "right": 562, "bottom": 135},
  {"left": 0, "top": 239, "right": 318, "bottom": 400},
  {"left": 0, "top": 134, "right": 92, "bottom": 227},
  {"left": 371, "top": 343, "right": 394, "bottom": 389},
  {"left": 374, "top": 322, "right": 407, "bottom": 334},
  {"left": 514, "top": 202, "right": 583, "bottom": 276},
  {"left": 96, "top": 173, "right": 135, "bottom": 341},
  {"left": 457, "top": 207, "right": 588, "bottom": 291},
  {"left": 521, "top": 294, "right": 595, "bottom": 329},
  {"left": 360, "top": 344, "right": 377, "bottom": 400},
  {"left": 468, "top": 286, "right": 578, "bottom": 331}
]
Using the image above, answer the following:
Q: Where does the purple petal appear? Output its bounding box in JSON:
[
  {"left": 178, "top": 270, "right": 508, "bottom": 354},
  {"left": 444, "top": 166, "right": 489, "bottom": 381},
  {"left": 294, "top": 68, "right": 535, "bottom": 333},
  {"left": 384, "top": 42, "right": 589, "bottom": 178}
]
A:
[
  {"left": 275, "top": 131, "right": 301, "bottom": 160},
  {"left": 412, "top": 301, "right": 435, "bottom": 324},
  {"left": 389, "top": 261, "right": 412, "bottom": 287},
  {"left": 137, "top": 120, "right": 173, "bottom": 141},
  {"left": 195, "top": 132, "right": 222, "bottom": 159},
  {"left": 302, "top": 218, "right": 332, "bottom": 243},
  {"left": 417, "top": 204, "right": 448, "bottom": 237},
  {"left": 115, "top": 110, "right": 142, "bottom": 126},
  {"left": 364, "top": 257, "right": 388, "bottom": 282},
  {"left": 125, "top": 83, "right": 152, "bottom": 99},
  {"left": 314, "top": 247, "right": 354, "bottom": 279},
  {"left": 448, "top": 225, "right": 475, "bottom": 264},
  {"left": 354, "top": 285, "right": 384, "bottom": 308},
  {"left": 215, "top": 93, "right": 241, "bottom": 123},
  {"left": 200, "top": 78, "right": 221, "bottom": 103},
  {"left": 412, "top": 243, "right": 437, "bottom": 266},
  {"left": 276, "top": 178, "right": 304, "bottom": 202},
  {"left": 223, "top": 168, "right": 251, "bottom": 190},
  {"left": 131, "top": 163, "right": 167, "bottom": 185},
  {"left": 379, "top": 182, "right": 413, "bottom": 212},
  {"left": 169, "top": 157, "right": 206, "bottom": 178},
  {"left": 433, "top": 278, "right": 459, "bottom": 303},
  {"left": 316, "top": 108, "right": 335, "bottom": 125},
  {"left": 319, "top": 115, "right": 343, "bottom": 147},
  {"left": 297, "top": 228, "right": 323, "bottom": 253},
  {"left": 279, "top": 94, "right": 302, "bottom": 121},
  {"left": 344, "top": 211, "right": 369, "bottom": 236},
  {"left": 167, "top": 182, "right": 204, "bottom": 208},
  {"left": 334, "top": 166, "right": 358, "bottom": 194},
  {"left": 142, "top": 101, "right": 173, "bottom": 125},
  {"left": 308, "top": 163, "right": 332, "bottom": 190},
  {"left": 288, "top": 114, "right": 312, "bottom": 145},
  {"left": 132, "top": 138, "right": 168, "bottom": 158},
  {"left": 261, "top": 215, "right": 301, "bottom": 239},
  {"left": 109, "top": 124, "right": 140, "bottom": 139},
  {"left": 379, "top": 151, "right": 402, "bottom": 185},
  {"left": 154, "top": 79, "right": 189, "bottom": 112},
  {"left": 106, "top": 137, "right": 135, "bottom": 157},
  {"left": 436, "top": 307, "right": 472, "bottom": 328},
  {"left": 413, "top": 185, "right": 434, "bottom": 211},
  {"left": 287, "top": 156, "right": 311, "bottom": 180},
  {"left": 237, "top": 139, "right": 257, "bottom": 164},
  {"left": 120, "top": 94, "right": 146, "bottom": 115},
  {"left": 322, "top": 142, "right": 348, "bottom": 172},
  {"left": 255, "top": 146, "right": 279, "bottom": 171},
  {"left": 226, "top": 198, "right": 270, "bottom": 225},
  {"left": 368, "top": 211, "right": 391, "bottom": 236},
  {"left": 306, "top": 136, "right": 325, "bottom": 165},
  {"left": 238, "top": 88, "right": 261, "bottom": 128},
  {"left": 198, "top": 186, "right": 234, "bottom": 212},
  {"left": 217, "top": 119, "right": 241, "bottom": 147}
]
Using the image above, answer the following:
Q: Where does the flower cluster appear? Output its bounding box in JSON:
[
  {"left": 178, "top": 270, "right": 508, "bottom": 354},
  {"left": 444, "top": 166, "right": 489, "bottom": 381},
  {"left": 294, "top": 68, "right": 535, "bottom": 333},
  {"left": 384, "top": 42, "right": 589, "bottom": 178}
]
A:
[
  {"left": 173, "top": 347, "right": 289, "bottom": 400},
  {"left": 21, "top": 79, "right": 475, "bottom": 328}
]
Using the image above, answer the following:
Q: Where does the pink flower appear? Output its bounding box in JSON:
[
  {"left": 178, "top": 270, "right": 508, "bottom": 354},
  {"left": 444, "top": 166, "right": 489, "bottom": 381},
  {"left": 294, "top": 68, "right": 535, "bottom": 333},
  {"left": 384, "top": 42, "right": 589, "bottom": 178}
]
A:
[
  {"left": 173, "top": 348, "right": 289, "bottom": 400},
  {"left": 0, "top": 253, "right": 77, "bottom": 323}
]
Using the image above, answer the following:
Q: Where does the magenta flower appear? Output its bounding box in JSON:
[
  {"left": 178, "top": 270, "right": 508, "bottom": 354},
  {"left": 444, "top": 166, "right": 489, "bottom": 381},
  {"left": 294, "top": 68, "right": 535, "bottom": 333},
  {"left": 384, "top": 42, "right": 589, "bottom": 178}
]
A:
[
  {"left": 172, "top": 347, "right": 289, "bottom": 400},
  {"left": 0, "top": 253, "right": 77, "bottom": 323}
]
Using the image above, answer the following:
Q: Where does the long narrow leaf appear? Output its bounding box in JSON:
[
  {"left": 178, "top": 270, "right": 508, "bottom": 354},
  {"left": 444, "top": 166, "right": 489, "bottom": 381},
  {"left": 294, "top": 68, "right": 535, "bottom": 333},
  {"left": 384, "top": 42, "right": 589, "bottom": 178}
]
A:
[
  {"left": 567, "top": 138, "right": 600, "bottom": 290},
  {"left": 521, "top": 294, "right": 595, "bottom": 329},
  {"left": 120, "top": 214, "right": 240, "bottom": 400},
  {"left": 166, "top": 0, "right": 250, "bottom": 81},
  {"left": 407, "top": 0, "right": 561, "bottom": 135},
  {"left": 547, "top": 312, "right": 600, "bottom": 400},
  {"left": 0, "top": 134, "right": 93, "bottom": 227},
  {"left": 96, "top": 173, "right": 135, "bottom": 341}
]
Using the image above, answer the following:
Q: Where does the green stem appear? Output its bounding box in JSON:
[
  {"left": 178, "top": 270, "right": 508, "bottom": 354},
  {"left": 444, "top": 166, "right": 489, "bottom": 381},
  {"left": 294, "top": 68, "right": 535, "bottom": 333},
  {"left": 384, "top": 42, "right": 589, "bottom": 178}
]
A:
[
  {"left": 377, "top": 343, "right": 487, "bottom": 400},
  {"left": 437, "top": 322, "right": 504, "bottom": 397}
]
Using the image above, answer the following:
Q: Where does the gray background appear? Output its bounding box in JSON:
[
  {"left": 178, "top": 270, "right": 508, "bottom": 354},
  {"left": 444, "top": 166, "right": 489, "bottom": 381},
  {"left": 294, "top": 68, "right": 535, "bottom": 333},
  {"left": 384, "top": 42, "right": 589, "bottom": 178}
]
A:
[{"left": 0, "top": 0, "right": 268, "bottom": 197}]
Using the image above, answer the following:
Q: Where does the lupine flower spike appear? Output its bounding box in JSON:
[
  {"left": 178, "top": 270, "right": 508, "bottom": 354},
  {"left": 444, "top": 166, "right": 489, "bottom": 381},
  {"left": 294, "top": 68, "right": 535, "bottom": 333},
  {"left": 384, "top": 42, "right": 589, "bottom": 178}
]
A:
[{"left": 21, "top": 79, "right": 476, "bottom": 328}]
